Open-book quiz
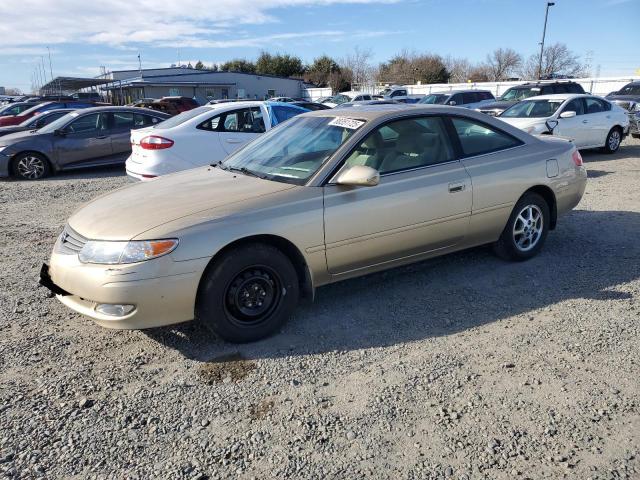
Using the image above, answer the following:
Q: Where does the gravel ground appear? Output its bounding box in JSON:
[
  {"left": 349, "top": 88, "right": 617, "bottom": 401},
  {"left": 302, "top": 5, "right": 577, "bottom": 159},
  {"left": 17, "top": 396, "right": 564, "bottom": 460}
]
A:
[{"left": 1, "top": 138, "right": 639, "bottom": 480}]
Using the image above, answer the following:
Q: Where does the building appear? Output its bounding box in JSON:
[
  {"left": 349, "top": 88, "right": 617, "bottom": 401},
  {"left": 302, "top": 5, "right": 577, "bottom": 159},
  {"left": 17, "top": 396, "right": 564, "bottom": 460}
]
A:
[
  {"left": 97, "top": 67, "right": 308, "bottom": 105},
  {"left": 0, "top": 87, "right": 5, "bottom": 95}
]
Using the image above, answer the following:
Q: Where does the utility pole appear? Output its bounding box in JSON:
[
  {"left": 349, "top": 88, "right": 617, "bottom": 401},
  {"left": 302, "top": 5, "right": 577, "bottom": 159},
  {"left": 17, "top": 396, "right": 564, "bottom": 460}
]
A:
[{"left": 537, "top": 2, "right": 555, "bottom": 80}]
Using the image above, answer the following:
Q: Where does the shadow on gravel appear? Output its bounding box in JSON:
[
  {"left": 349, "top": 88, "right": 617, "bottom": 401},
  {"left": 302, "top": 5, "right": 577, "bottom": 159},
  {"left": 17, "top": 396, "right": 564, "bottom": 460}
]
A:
[
  {"left": 587, "top": 170, "right": 612, "bottom": 179},
  {"left": 47, "top": 164, "right": 128, "bottom": 181},
  {"left": 143, "top": 209, "right": 640, "bottom": 361},
  {"left": 581, "top": 142, "right": 640, "bottom": 163}
]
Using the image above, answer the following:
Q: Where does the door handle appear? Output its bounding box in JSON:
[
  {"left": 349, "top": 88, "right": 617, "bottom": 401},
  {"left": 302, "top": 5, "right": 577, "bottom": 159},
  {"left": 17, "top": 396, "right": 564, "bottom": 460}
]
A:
[
  {"left": 226, "top": 138, "right": 242, "bottom": 144},
  {"left": 448, "top": 182, "right": 466, "bottom": 193},
  {"left": 95, "top": 135, "right": 108, "bottom": 139},
  {"left": 582, "top": 120, "right": 588, "bottom": 124}
]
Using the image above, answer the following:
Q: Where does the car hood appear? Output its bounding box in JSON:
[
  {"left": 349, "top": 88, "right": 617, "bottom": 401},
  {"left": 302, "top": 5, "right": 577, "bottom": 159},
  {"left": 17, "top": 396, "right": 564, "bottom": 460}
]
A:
[
  {"left": 68, "top": 167, "right": 297, "bottom": 240},
  {"left": 0, "top": 129, "right": 49, "bottom": 144},
  {"left": 477, "top": 100, "right": 516, "bottom": 111},
  {"left": 0, "top": 126, "right": 29, "bottom": 137}
]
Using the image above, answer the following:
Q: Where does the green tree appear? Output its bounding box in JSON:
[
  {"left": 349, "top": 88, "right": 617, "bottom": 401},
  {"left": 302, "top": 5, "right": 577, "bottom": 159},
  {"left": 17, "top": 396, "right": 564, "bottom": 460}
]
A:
[
  {"left": 194, "top": 60, "right": 205, "bottom": 70},
  {"left": 305, "top": 55, "right": 341, "bottom": 87},
  {"left": 220, "top": 59, "right": 257, "bottom": 73},
  {"left": 255, "top": 52, "right": 304, "bottom": 78}
]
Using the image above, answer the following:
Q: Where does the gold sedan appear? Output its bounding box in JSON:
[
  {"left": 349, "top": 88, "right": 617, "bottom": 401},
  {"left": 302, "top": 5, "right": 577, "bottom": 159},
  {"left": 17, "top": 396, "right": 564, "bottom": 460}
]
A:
[{"left": 40, "top": 105, "right": 587, "bottom": 342}]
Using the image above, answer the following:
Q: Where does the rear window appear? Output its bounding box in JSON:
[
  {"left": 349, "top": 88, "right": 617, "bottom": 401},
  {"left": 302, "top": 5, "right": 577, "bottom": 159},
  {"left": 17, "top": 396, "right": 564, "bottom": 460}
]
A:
[{"left": 153, "top": 106, "right": 210, "bottom": 129}]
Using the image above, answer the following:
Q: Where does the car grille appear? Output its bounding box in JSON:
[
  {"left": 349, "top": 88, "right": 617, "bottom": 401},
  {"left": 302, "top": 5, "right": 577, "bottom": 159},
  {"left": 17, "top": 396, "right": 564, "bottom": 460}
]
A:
[{"left": 55, "top": 225, "right": 88, "bottom": 255}]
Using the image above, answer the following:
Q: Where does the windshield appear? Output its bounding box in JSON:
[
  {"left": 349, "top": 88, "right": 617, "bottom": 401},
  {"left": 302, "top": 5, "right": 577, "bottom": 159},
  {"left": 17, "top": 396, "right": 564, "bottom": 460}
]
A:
[
  {"left": 329, "top": 94, "right": 352, "bottom": 105},
  {"left": 221, "top": 116, "right": 362, "bottom": 185},
  {"left": 618, "top": 84, "right": 640, "bottom": 96},
  {"left": 381, "top": 88, "right": 392, "bottom": 96},
  {"left": 501, "top": 99, "right": 564, "bottom": 118},
  {"left": 418, "top": 94, "right": 448, "bottom": 104},
  {"left": 38, "top": 111, "right": 82, "bottom": 133},
  {"left": 500, "top": 87, "right": 541, "bottom": 101},
  {"left": 153, "top": 106, "right": 209, "bottom": 129}
]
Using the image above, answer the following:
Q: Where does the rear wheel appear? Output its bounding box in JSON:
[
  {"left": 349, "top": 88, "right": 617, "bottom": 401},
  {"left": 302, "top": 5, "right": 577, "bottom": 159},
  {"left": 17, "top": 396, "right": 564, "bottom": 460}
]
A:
[
  {"left": 12, "top": 152, "right": 51, "bottom": 180},
  {"left": 603, "top": 127, "right": 622, "bottom": 154},
  {"left": 493, "top": 192, "right": 550, "bottom": 261},
  {"left": 196, "top": 243, "right": 299, "bottom": 343}
]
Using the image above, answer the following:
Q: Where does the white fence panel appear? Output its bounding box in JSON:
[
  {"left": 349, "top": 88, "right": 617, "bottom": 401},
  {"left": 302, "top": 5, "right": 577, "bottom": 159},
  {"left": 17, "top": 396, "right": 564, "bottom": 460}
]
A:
[{"left": 302, "top": 87, "right": 332, "bottom": 101}]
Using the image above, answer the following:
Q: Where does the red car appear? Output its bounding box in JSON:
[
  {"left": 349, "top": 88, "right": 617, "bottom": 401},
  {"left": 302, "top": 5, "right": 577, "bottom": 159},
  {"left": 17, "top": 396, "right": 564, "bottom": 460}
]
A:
[
  {"left": 157, "top": 96, "right": 199, "bottom": 113},
  {"left": 0, "top": 101, "right": 106, "bottom": 127}
]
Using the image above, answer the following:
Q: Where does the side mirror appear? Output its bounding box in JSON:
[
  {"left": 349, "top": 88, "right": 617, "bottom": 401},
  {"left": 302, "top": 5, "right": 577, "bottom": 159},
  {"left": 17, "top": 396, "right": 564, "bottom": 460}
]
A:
[
  {"left": 559, "top": 111, "right": 576, "bottom": 119},
  {"left": 545, "top": 119, "right": 559, "bottom": 133},
  {"left": 53, "top": 129, "right": 66, "bottom": 137},
  {"left": 335, "top": 165, "right": 380, "bottom": 187},
  {"left": 448, "top": 100, "right": 456, "bottom": 106}
]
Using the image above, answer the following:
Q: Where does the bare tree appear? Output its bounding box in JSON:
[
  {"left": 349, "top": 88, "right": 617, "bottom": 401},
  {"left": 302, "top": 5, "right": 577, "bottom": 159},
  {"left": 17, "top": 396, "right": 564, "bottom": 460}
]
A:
[
  {"left": 443, "top": 56, "right": 472, "bottom": 83},
  {"left": 340, "top": 46, "right": 376, "bottom": 88},
  {"left": 520, "top": 43, "right": 587, "bottom": 80},
  {"left": 485, "top": 48, "right": 522, "bottom": 81},
  {"left": 378, "top": 50, "right": 449, "bottom": 85}
]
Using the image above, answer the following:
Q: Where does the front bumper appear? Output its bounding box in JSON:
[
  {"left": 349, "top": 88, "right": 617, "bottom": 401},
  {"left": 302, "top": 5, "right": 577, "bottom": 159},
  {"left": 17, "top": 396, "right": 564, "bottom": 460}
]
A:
[
  {"left": 41, "top": 249, "right": 209, "bottom": 329},
  {"left": 0, "top": 152, "right": 11, "bottom": 177}
]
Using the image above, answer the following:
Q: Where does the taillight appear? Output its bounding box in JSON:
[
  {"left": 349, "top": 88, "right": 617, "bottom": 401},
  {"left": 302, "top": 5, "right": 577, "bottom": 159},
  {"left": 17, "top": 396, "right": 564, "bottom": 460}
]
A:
[
  {"left": 140, "top": 135, "right": 174, "bottom": 150},
  {"left": 572, "top": 150, "right": 583, "bottom": 167}
]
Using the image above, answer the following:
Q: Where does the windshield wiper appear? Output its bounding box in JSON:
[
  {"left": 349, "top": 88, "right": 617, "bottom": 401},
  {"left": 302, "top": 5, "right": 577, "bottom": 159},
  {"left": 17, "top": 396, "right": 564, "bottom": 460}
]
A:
[
  {"left": 210, "top": 160, "right": 227, "bottom": 169},
  {"left": 225, "top": 166, "right": 267, "bottom": 179}
]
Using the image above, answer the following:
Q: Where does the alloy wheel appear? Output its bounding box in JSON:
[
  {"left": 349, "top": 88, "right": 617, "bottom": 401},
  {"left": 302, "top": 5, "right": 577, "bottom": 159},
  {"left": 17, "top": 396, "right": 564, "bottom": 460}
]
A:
[
  {"left": 608, "top": 130, "right": 621, "bottom": 151},
  {"left": 513, "top": 204, "right": 544, "bottom": 252},
  {"left": 16, "top": 155, "right": 46, "bottom": 179}
]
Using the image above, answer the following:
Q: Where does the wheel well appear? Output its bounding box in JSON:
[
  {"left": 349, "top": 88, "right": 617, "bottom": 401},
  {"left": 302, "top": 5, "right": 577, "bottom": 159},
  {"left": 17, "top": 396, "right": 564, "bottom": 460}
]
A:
[
  {"left": 9, "top": 151, "right": 52, "bottom": 175},
  {"left": 524, "top": 185, "right": 557, "bottom": 229},
  {"left": 198, "top": 235, "right": 314, "bottom": 302}
]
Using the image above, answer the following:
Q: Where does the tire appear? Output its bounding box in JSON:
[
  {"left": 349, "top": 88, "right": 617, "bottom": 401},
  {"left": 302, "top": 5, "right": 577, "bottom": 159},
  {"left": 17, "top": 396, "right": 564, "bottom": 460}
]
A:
[
  {"left": 493, "top": 192, "right": 550, "bottom": 261},
  {"left": 603, "top": 127, "right": 622, "bottom": 154},
  {"left": 196, "top": 243, "right": 299, "bottom": 343},
  {"left": 12, "top": 152, "right": 51, "bottom": 180}
]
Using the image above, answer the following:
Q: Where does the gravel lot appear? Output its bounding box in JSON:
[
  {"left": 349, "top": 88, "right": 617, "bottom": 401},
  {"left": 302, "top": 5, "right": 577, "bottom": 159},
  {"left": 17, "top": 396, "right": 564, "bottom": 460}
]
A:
[{"left": 1, "top": 138, "right": 639, "bottom": 480}]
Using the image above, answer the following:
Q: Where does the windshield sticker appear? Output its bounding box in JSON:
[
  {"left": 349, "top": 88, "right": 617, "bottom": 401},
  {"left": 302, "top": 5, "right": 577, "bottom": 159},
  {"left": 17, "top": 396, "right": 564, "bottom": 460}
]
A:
[{"left": 328, "top": 117, "right": 365, "bottom": 130}]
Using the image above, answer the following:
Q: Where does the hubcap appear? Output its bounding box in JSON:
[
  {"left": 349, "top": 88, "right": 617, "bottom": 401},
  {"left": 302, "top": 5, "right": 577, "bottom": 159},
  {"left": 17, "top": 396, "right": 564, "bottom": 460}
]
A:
[
  {"left": 513, "top": 205, "right": 543, "bottom": 252},
  {"left": 16, "top": 156, "right": 45, "bottom": 179},
  {"left": 225, "top": 267, "right": 281, "bottom": 326},
  {"left": 609, "top": 131, "right": 620, "bottom": 151}
]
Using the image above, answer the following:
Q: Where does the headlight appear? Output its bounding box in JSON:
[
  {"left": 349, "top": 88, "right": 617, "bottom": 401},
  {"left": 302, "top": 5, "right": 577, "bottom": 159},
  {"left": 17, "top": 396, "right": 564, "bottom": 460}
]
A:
[{"left": 78, "top": 239, "right": 178, "bottom": 264}]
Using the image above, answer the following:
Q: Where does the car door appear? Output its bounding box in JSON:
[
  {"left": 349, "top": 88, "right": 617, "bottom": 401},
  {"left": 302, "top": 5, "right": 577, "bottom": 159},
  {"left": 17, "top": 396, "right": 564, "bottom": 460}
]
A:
[
  {"left": 217, "top": 107, "right": 264, "bottom": 155},
  {"left": 555, "top": 98, "right": 588, "bottom": 146},
  {"left": 583, "top": 97, "right": 611, "bottom": 146},
  {"left": 323, "top": 115, "right": 472, "bottom": 275},
  {"left": 109, "top": 111, "right": 135, "bottom": 158},
  {"left": 54, "top": 112, "right": 113, "bottom": 168}
]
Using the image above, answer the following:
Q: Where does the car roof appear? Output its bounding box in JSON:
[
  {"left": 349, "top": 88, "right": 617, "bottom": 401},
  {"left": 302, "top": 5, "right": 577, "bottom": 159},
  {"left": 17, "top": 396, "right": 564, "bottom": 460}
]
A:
[
  {"left": 298, "top": 104, "right": 473, "bottom": 121},
  {"left": 523, "top": 93, "right": 590, "bottom": 101},
  {"left": 68, "top": 106, "right": 171, "bottom": 116},
  {"left": 431, "top": 89, "right": 492, "bottom": 95}
]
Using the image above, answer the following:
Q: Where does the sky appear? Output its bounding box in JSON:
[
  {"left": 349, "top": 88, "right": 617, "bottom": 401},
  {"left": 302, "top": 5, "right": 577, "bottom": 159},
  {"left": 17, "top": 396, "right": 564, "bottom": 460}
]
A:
[{"left": 0, "top": 0, "right": 638, "bottom": 92}]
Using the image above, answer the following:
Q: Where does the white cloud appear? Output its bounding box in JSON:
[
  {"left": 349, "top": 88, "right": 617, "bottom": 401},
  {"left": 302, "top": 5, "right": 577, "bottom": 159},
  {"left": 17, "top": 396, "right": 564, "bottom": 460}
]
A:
[{"left": 0, "top": 0, "right": 400, "bottom": 48}]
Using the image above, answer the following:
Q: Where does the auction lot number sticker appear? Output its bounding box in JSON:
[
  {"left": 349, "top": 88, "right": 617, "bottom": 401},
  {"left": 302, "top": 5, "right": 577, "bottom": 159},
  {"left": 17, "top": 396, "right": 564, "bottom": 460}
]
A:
[{"left": 328, "top": 117, "right": 365, "bottom": 130}]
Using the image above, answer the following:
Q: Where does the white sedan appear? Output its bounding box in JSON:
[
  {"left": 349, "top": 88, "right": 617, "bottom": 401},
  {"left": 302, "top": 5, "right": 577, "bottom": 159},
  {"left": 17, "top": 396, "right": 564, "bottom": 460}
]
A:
[
  {"left": 498, "top": 94, "right": 629, "bottom": 153},
  {"left": 125, "top": 101, "right": 308, "bottom": 179}
]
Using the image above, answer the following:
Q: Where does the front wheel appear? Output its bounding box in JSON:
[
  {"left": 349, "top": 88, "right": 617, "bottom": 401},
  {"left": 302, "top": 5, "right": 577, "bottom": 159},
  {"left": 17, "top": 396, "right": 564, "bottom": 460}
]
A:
[
  {"left": 493, "top": 193, "right": 550, "bottom": 261},
  {"left": 603, "top": 127, "right": 622, "bottom": 154},
  {"left": 12, "top": 152, "right": 51, "bottom": 180},
  {"left": 196, "top": 243, "right": 299, "bottom": 343}
]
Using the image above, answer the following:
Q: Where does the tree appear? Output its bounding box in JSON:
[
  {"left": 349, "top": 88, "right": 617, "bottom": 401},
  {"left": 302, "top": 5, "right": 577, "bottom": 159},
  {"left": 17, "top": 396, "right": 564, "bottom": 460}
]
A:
[
  {"left": 4, "top": 87, "right": 22, "bottom": 95},
  {"left": 340, "top": 46, "right": 375, "bottom": 88},
  {"left": 305, "top": 55, "right": 341, "bottom": 87},
  {"left": 255, "top": 52, "right": 304, "bottom": 78},
  {"left": 520, "top": 43, "right": 587, "bottom": 80},
  {"left": 378, "top": 50, "right": 449, "bottom": 85},
  {"left": 443, "top": 56, "right": 472, "bottom": 83},
  {"left": 485, "top": 48, "right": 522, "bottom": 81},
  {"left": 210, "top": 63, "right": 219, "bottom": 72},
  {"left": 194, "top": 60, "right": 205, "bottom": 70},
  {"left": 220, "top": 59, "right": 256, "bottom": 73}
]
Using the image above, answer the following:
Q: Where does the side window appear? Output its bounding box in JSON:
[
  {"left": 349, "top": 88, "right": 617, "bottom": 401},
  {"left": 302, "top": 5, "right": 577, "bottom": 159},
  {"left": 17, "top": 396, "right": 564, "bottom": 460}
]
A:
[
  {"left": 482, "top": 91, "right": 495, "bottom": 100},
  {"left": 343, "top": 116, "right": 454, "bottom": 174},
  {"left": 567, "top": 83, "right": 584, "bottom": 94},
  {"left": 220, "top": 108, "right": 256, "bottom": 133},
  {"left": 64, "top": 113, "right": 108, "bottom": 134},
  {"left": 554, "top": 85, "right": 569, "bottom": 94},
  {"left": 451, "top": 117, "right": 522, "bottom": 157},
  {"left": 563, "top": 98, "right": 585, "bottom": 115},
  {"left": 198, "top": 114, "right": 222, "bottom": 131},
  {"left": 462, "top": 92, "right": 477, "bottom": 104},
  {"left": 449, "top": 93, "right": 463, "bottom": 105},
  {"left": 353, "top": 96, "right": 363, "bottom": 101},
  {"left": 601, "top": 99, "right": 612, "bottom": 111},
  {"left": 363, "top": 95, "right": 372, "bottom": 100},
  {"left": 249, "top": 107, "right": 266, "bottom": 133},
  {"left": 39, "top": 103, "right": 63, "bottom": 112},
  {"left": 585, "top": 98, "right": 605, "bottom": 114},
  {"left": 133, "top": 114, "right": 160, "bottom": 128},
  {"left": 113, "top": 112, "right": 134, "bottom": 129}
]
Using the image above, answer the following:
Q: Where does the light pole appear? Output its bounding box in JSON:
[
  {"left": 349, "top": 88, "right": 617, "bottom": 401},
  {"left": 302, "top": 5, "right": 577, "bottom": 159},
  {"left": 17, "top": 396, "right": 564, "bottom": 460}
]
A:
[{"left": 537, "top": 2, "right": 555, "bottom": 80}]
